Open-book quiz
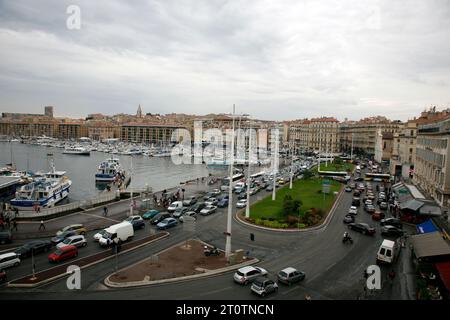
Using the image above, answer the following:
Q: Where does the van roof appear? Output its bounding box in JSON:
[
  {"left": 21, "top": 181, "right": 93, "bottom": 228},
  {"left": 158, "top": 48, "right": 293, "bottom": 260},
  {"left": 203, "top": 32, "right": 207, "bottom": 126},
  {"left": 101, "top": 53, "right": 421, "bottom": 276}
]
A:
[
  {"left": 381, "top": 239, "right": 395, "bottom": 247},
  {"left": 105, "top": 221, "right": 132, "bottom": 232}
]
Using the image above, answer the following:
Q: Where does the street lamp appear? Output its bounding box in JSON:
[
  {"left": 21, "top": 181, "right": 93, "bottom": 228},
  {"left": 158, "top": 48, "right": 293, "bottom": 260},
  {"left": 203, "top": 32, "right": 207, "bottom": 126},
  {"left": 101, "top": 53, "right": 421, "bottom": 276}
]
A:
[
  {"left": 225, "top": 105, "right": 236, "bottom": 259},
  {"left": 245, "top": 121, "right": 253, "bottom": 218},
  {"left": 129, "top": 156, "right": 134, "bottom": 217}
]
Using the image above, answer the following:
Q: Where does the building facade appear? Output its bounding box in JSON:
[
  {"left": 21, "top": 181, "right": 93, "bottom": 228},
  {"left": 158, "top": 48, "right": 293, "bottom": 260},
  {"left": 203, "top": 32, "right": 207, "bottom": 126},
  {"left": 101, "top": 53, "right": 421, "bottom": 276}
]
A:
[
  {"left": 415, "top": 116, "right": 450, "bottom": 207},
  {"left": 120, "top": 122, "right": 184, "bottom": 145}
]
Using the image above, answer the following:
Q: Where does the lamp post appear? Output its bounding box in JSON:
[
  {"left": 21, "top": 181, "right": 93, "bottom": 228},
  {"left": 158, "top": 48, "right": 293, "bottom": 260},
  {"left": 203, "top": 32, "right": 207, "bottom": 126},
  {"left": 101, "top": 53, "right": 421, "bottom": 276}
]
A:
[
  {"left": 225, "top": 105, "right": 236, "bottom": 259},
  {"left": 129, "top": 156, "right": 134, "bottom": 217},
  {"left": 272, "top": 127, "right": 279, "bottom": 201},
  {"left": 245, "top": 122, "right": 253, "bottom": 218}
]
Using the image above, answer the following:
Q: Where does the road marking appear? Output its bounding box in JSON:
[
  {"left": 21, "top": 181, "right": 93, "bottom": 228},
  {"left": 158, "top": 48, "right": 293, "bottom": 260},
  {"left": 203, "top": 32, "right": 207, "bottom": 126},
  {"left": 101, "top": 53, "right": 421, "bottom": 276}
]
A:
[
  {"left": 197, "top": 286, "right": 234, "bottom": 297},
  {"left": 79, "top": 212, "right": 120, "bottom": 222}
]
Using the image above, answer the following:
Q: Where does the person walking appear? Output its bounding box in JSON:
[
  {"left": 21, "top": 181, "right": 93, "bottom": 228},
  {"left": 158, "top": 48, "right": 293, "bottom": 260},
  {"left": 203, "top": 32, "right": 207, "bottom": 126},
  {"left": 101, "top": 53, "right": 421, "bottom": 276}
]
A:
[
  {"left": 12, "top": 219, "right": 18, "bottom": 232},
  {"left": 103, "top": 206, "right": 108, "bottom": 217},
  {"left": 388, "top": 269, "right": 396, "bottom": 287},
  {"left": 38, "top": 220, "right": 45, "bottom": 231}
]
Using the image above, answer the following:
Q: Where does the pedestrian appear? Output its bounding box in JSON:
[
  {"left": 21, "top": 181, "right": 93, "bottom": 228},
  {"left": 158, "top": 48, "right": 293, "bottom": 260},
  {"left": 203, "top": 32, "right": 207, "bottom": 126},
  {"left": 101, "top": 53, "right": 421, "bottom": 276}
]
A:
[
  {"left": 388, "top": 269, "right": 396, "bottom": 286},
  {"left": 38, "top": 220, "right": 45, "bottom": 231},
  {"left": 103, "top": 206, "right": 108, "bottom": 217},
  {"left": 12, "top": 219, "right": 18, "bottom": 232},
  {"left": 37, "top": 206, "right": 41, "bottom": 213},
  {"left": 13, "top": 207, "right": 19, "bottom": 218}
]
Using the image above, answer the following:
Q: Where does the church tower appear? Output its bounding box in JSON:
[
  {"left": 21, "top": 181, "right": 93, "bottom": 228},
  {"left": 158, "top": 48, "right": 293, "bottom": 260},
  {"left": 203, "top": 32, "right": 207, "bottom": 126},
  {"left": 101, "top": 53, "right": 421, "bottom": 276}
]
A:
[{"left": 137, "top": 104, "right": 143, "bottom": 118}]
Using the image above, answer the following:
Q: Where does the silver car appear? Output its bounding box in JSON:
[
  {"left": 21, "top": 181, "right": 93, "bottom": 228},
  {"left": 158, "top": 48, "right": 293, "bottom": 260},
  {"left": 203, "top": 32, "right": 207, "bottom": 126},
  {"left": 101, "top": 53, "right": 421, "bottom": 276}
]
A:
[
  {"left": 233, "top": 266, "right": 268, "bottom": 285},
  {"left": 251, "top": 277, "right": 278, "bottom": 297},
  {"left": 56, "top": 235, "right": 87, "bottom": 249}
]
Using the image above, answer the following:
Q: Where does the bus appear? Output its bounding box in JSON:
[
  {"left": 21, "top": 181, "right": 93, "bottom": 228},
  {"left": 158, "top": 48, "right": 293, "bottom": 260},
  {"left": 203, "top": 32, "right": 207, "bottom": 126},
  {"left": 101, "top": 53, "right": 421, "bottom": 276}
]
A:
[
  {"left": 250, "top": 171, "right": 266, "bottom": 179},
  {"left": 364, "top": 173, "right": 392, "bottom": 182},
  {"left": 221, "top": 173, "right": 245, "bottom": 191}
]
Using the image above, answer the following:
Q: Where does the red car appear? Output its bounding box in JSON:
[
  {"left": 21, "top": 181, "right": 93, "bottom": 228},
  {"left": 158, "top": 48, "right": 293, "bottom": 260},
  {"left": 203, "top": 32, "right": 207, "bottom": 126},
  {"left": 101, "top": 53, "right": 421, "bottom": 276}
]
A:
[
  {"left": 48, "top": 245, "right": 78, "bottom": 263},
  {"left": 372, "top": 211, "right": 385, "bottom": 221},
  {"left": 0, "top": 270, "right": 6, "bottom": 283}
]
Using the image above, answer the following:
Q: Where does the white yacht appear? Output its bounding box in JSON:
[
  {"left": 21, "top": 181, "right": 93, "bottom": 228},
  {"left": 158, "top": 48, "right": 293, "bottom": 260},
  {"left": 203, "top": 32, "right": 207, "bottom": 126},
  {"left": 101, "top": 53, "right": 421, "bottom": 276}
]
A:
[
  {"left": 10, "top": 162, "right": 72, "bottom": 210},
  {"left": 63, "top": 146, "right": 90, "bottom": 155}
]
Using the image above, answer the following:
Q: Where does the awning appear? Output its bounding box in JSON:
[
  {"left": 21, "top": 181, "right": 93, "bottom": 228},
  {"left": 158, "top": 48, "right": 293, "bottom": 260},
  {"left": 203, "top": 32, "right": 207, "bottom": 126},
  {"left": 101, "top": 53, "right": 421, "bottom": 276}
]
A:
[
  {"left": 411, "top": 232, "right": 450, "bottom": 259},
  {"left": 392, "top": 182, "right": 404, "bottom": 189},
  {"left": 405, "top": 184, "right": 426, "bottom": 200},
  {"left": 417, "top": 219, "right": 438, "bottom": 234},
  {"left": 419, "top": 204, "right": 442, "bottom": 216},
  {"left": 435, "top": 261, "right": 450, "bottom": 291},
  {"left": 400, "top": 199, "right": 424, "bottom": 211}
]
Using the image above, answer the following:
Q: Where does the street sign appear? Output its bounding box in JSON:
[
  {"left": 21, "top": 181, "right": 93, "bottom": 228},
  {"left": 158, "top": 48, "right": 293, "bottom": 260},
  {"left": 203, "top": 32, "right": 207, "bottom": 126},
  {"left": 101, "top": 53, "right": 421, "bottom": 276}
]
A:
[{"left": 322, "top": 184, "right": 331, "bottom": 194}]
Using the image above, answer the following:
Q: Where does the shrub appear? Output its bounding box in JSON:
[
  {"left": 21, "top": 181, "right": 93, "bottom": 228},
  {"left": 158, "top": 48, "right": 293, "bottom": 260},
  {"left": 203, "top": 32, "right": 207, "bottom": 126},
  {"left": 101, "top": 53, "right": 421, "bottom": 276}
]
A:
[{"left": 282, "top": 195, "right": 302, "bottom": 217}]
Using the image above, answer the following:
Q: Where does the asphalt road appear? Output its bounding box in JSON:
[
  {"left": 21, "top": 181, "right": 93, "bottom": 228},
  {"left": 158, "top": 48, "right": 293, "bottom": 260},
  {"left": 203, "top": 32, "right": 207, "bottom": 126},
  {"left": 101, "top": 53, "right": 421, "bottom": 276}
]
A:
[{"left": 0, "top": 170, "right": 415, "bottom": 300}]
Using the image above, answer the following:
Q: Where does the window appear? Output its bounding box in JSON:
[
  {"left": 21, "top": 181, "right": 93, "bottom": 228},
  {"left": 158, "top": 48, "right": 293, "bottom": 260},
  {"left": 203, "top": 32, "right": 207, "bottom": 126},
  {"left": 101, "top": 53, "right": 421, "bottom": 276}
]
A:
[
  {"left": 386, "top": 250, "right": 392, "bottom": 257},
  {"left": 379, "top": 248, "right": 386, "bottom": 255}
]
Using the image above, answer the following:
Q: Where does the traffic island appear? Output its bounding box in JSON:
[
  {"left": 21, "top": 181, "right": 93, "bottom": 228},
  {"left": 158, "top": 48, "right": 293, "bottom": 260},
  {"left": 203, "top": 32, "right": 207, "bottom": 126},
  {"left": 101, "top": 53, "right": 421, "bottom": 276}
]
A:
[
  {"left": 104, "top": 239, "right": 259, "bottom": 288},
  {"left": 7, "top": 232, "right": 169, "bottom": 288}
]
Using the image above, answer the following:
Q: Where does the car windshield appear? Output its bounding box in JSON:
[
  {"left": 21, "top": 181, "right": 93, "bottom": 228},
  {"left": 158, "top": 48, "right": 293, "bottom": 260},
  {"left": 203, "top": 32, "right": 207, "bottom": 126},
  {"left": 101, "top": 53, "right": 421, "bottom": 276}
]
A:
[
  {"left": 253, "top": 279, "right": 264, "bottom": 287},
  {"left": 279, "top": 271, "right": 288, "bottom": 278},
  {"left": 103, "top": 231, "right": 113, "bottom": 239},
  {"left": 236, "top": 270, "right": 244, "bottom": 277}
]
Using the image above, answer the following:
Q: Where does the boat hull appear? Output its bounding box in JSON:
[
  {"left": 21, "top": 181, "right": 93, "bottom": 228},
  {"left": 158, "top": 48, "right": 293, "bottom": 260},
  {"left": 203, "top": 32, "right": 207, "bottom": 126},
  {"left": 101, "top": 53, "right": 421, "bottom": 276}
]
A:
[{"left": 10, "top": 184, "right": 71, "bottom": 210}]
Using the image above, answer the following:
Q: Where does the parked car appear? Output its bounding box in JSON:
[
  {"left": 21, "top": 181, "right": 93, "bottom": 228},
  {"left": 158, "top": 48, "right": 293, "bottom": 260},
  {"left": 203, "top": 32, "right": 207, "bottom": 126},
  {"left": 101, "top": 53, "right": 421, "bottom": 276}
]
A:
[
  {"left": 0, "top": 231, "right": 12, "bottom": 245},
  {"left": 15, "top": 240, "right": 52, "bottom": 258},
  {"left": 124, "top": 215, "right": 145, "bottom": 230},
  {"left": 150, "top": 212, "right": 172, "bottom": 225},
  {"left": 0, "top": 270, "right": 6, "bottom": 283},
  {"left": 250, "top": 188, "right": 259, "bottom": 195},
  {"left": 211, "top": 189, "right": 221, "bottom": 196},
  {"left": 156, "top": 217, "right": 177, "bottom": 230},
  {"left": 233, "top": 266, "right": 268, "bottom": 285},
  {"left": 343, "top": 214, "right": 355, "bottom": 224},
  {"left": 217, "top": 198, "right": 229, "bottom": 208},
  {"left": 167, "top": 201, "right": 183, "bottom": 213},
  {"left": 352, "top": 197, "right": 361, "bottom": 207},
  {"left": 172, "top": 207, "right": 189, "bottom": 219},
  {"left": 266, "top": 185, "right": 274, "bottom": 192},
  {"left": 56, "top": 235, "right": 87, "bottom": 249},
  {"left": 0, "top": 253, "right": 20, "bottom": 269},
  {"left": 190, "top": 202, "right": 206, "bottom": 213},
  {"left": 372, "top": 211, "right": 385, "bottom": 221},
  {"left": 142, "top": 209, "right": 160, "bottom": 220},
  {"left": 379, "top": 202, "right": 388, "bottom": 210},
  {"left": 182, "top": 196, "right": 197, "bottom": 206},
  {"left": 348, "top": 222, "right": 376, "bottom": 235},
  {"left": 179, "top": 211, "right": 197, "bottom": 222},
  {"left": 51, "top": 230, "right": 77, "bottom": 245},
  {"left": 56, "top": 224, "right": 86, "bottom": 236},
  {"left": 348, "top": 206, "right": 358, "bottom": 215},
  {"left": 365, "top": 204, "right": 376, "bottom": 214},
  {"left": 200, "top": 205, "right": 217, "bottom": 216},
  {"left": 236, "top": 199, "right": 247, "bottom": 208},
  {"left": 203, "top": 192, "right": 214, "bottom": 200},
  {"left": 205, "top": 197, "right": 218, "bottom": 206},
  {"left": 237, "top": 192, "right": 247, "bottom": 200},
  {"left": 381, "top": 225, "right": 404, "bottom": 237},
  {"left": 48, "top": 245, "right": 78, "bottom": 263},
  {"left": 251, "top": 277, "right": 278, "bottom": 297},
  {"left": 345, "top": 186, "right": 352, "bottom": 192},
  {"left": 277, "top": 267, "right": 305, "bottom": 285},
  {"left": 380, "top": 218, "right": 403, "bottom": 229}
]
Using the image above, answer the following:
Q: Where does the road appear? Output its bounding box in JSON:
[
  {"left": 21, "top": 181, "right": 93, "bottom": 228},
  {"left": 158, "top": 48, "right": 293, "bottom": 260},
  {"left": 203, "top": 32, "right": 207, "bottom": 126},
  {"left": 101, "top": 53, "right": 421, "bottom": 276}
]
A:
[{"left": 0, "top": 169, "right": 416, "bottom": 300}]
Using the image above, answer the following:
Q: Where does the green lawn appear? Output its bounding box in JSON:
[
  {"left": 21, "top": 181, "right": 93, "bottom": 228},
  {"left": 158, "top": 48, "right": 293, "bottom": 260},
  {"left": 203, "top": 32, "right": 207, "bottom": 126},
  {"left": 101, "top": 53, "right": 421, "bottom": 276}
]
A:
[
  {"left": 250, "top": 178, "right": 341, "bottom": 220},
  {"left": 316, "top": 162, "right": 354, "bottom": 172}
]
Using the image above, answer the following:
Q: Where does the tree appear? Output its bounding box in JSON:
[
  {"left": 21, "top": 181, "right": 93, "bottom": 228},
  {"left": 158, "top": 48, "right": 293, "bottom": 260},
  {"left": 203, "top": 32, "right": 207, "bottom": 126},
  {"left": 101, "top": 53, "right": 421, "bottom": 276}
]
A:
[
  {"left": 303, "top": 169, "right": 314, "bottom": 180},
  {"left": 282, "top": 195, "right": 302, "bottom": 217}
]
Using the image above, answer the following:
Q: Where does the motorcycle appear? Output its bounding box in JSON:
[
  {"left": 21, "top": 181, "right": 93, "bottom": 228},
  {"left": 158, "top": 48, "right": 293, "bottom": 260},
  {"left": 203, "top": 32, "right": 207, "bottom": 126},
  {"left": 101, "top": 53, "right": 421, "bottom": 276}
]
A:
[
  {"left": 204, "top": 246, "right": 220, "bottom": 256},
  {"left": 342, "top": 235, "right": 353, "bottom": 244}
]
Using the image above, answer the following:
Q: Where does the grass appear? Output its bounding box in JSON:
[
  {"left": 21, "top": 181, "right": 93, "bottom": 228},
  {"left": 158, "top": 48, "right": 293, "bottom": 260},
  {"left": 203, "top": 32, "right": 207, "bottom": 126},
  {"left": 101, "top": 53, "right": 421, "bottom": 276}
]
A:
[
  {"left": 316, "top": 161, "right": 354, "bottom": 172},
  {"left": 249, "top": 178, "right": 341, "bottom": 220}
]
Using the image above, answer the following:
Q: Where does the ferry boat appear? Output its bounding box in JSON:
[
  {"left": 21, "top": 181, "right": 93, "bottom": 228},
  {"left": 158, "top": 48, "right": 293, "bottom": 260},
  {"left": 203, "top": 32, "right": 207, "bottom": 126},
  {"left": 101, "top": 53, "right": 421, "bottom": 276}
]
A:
[
  {"left": 63, "top": 146, "right": 90, "bottom": 155},
  {"left": 95, "top": 157, "right": 124, "bottom": 182},
  {"left": 10, "top": 163, "right": 72, "bottom": 210}
]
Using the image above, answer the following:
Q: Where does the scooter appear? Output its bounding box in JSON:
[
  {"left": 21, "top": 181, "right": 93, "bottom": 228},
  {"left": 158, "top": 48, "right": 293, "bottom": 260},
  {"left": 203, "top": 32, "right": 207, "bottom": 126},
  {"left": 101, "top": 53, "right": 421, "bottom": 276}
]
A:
[
  {"left": 204, "top": 246, "right": 220, "bottom": 256},
  {"left": 342, "top": 235, "right": 353, "bottom": 244}
]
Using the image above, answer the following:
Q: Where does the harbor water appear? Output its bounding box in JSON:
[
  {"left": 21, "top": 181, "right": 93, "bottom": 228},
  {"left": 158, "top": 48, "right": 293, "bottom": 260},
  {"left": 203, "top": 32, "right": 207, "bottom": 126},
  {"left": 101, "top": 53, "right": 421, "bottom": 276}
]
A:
[{"left": 0, "top": 142, "right": 211, "bottom": 201}]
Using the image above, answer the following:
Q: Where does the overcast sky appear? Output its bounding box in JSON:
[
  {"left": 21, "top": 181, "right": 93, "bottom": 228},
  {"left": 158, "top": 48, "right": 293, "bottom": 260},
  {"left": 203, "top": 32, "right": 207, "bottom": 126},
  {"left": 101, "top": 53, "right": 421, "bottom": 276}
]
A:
[{"left": 1, "top": 0, "right": 449, "bottom": 121}]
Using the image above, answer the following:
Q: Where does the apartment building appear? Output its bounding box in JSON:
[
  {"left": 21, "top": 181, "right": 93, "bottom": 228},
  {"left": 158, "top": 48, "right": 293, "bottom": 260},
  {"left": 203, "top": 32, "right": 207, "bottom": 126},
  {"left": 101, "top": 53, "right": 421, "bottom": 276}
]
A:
[
  {"left": 86, "top": 121, "right": 120, "bottom": 141},
  {"left": 390, "top": 121, "right": 417, "bottom": 179},
  {"left": 120, "top": 122, "right": 184, "bottom": 145},
  {"left": 374, "top": 130, "right": 394, "bottom": 163},
  {"left": 414, "top": 109, "right": 450, "bottom": 207},
  {"left": 340, "top": 116, "right": 401, "bottom": 158}
]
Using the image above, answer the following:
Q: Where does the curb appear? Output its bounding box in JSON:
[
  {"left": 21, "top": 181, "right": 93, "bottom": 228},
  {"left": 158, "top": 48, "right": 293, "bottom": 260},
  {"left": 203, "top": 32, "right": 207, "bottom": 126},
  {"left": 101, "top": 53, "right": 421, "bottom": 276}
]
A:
[
  {"left": 104, "top": 239, "right": 260, "bottom": 288},
  {"left": 234, "top": 185, "right": 345, "bottom": 233},
  {"left": 7, "top": 232, "right": 169, "bottom": 288}
]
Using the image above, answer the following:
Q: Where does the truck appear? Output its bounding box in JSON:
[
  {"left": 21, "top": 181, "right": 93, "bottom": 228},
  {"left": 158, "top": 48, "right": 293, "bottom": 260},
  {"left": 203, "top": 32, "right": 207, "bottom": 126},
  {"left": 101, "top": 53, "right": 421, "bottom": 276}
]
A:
[
  {"left": 376, "top": 239, "right": 400, "bottom": 264},
  {"left": 99, "top": 221, "right": 134, "bottom": 247}
]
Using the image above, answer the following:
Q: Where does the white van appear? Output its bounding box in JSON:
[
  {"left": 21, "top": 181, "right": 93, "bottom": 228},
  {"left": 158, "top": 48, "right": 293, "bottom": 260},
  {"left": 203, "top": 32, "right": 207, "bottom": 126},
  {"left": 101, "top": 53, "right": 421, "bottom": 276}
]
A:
[
  {"left": 99, "top": 221, "right": 134, "bottom": 246},
  {"left": 376, "top": 239, "right": 399, "bottom": 264},
  {"left": 0, "top": 252, "right": 21, "bottom": 269},
  {"left": 167, "top": 201, "right": 183, "bottom": 213}
]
